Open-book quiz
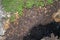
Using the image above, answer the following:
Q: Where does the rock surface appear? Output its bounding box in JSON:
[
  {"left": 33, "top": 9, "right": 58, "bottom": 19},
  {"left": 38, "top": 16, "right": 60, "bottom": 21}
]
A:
[{"left": 0, "top": 0, "right": 6, "bottom": 35}]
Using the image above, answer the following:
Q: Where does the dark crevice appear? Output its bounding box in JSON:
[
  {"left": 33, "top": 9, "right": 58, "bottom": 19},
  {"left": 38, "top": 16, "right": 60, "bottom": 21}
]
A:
[{"left": 23, "top": 21, "right": 60, "bottom": 40}]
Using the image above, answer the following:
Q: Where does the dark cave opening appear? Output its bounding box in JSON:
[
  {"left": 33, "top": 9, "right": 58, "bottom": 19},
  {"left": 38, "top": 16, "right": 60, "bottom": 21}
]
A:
[{"left": 23, "top": 21, "right": 60, "bottom": 40}]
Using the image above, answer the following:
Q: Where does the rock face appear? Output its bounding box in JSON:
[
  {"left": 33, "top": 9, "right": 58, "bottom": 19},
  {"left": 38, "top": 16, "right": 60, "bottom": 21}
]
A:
[
  {"left": 0, "top": 0, "right": 6, "bottom": 35},
  {"left": 0, "top": 0, "right": 7, "bottom": 40}
]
